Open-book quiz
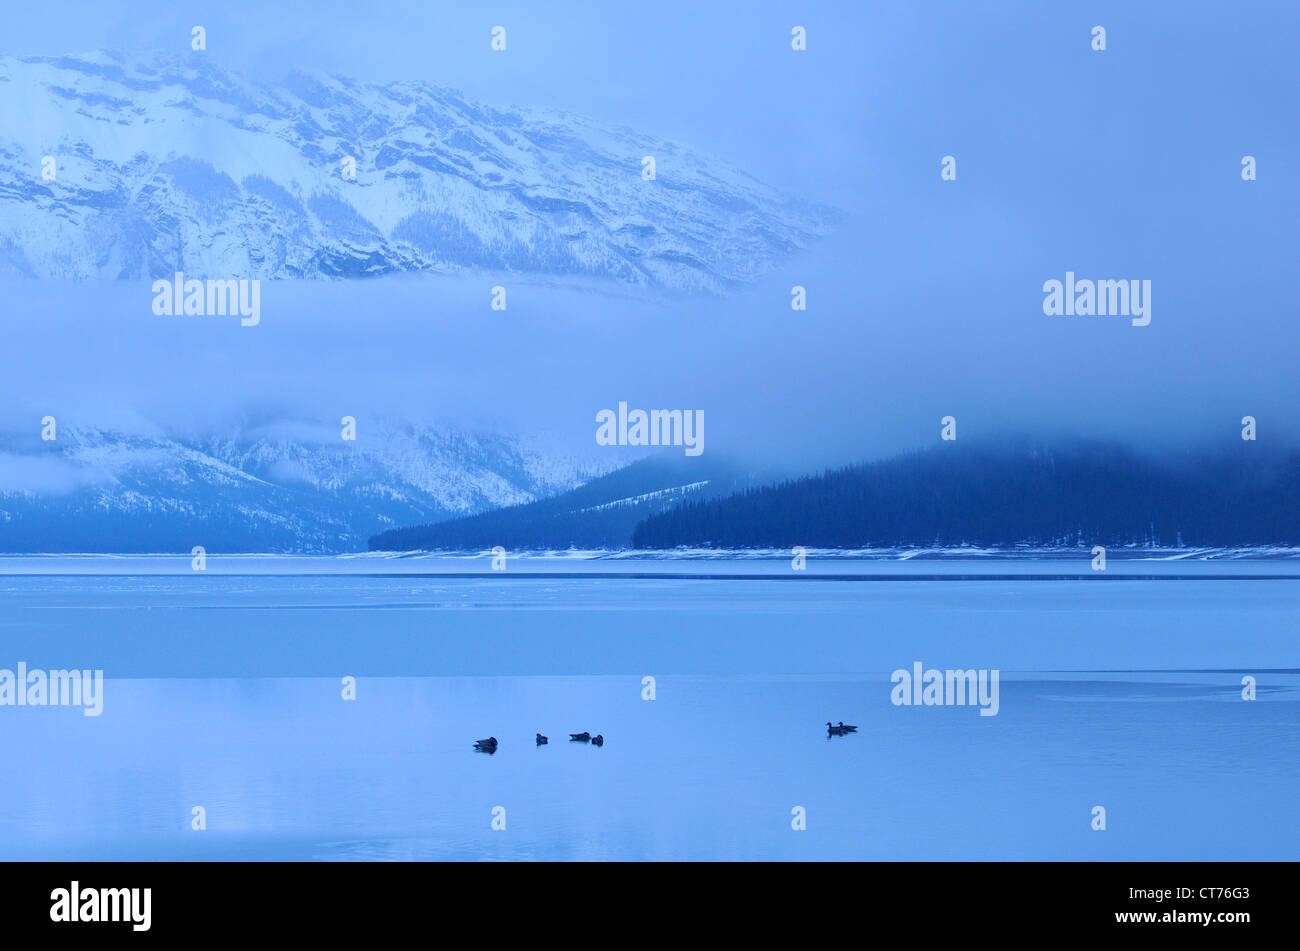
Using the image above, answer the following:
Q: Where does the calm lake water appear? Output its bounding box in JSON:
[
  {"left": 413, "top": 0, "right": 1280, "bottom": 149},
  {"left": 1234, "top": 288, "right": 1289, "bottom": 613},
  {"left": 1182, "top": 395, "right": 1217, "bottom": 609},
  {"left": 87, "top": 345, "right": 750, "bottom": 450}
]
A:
[{"left": 1, "top": 556, "right": 1296, "bottom": 860}]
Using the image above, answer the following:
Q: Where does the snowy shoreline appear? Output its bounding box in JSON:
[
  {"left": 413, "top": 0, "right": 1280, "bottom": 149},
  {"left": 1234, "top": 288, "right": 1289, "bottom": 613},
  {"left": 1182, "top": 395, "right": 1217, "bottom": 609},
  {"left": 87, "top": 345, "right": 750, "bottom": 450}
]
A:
[{"left": 3, "top": 548, "right": 1300, "bottom": 577}]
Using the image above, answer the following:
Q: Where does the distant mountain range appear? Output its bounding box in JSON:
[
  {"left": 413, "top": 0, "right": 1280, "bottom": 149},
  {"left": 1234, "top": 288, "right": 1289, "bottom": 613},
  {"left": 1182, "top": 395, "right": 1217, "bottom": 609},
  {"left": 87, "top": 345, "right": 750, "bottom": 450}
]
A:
[
  {"left": 0, "top": 424, "right": 611, "bottom": 552},
  {"left": 369, "top": 453, "right": 760, "bottom": 551},
  {"left": 0, "top": 51, "right": 833, "bottom": 291},
  {"left": 8, "top": 434, "right": 1296, "bottom": 554},
  {"left": 630, "top": 441, "right": 1300, "bottom": 550},
  {"left": 374, "top": 439, "right": 1300, "bottom": 555}
]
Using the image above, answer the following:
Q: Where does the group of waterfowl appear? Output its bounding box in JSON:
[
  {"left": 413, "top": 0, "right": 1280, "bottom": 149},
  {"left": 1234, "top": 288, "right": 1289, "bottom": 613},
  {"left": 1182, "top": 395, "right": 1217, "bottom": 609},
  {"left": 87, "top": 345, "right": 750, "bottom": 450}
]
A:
[
  {"left": 477, "top": 723, "right": 850, "bottom": 751},
  {"left": 474, "top": 732, "right": 604, "bottom": 753}
]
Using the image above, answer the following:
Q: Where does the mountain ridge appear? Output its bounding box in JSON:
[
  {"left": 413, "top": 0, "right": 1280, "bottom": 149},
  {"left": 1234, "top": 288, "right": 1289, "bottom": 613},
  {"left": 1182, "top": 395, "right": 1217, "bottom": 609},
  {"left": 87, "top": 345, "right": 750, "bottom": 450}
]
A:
[
  {"left": 0, "top": 50, "right": 834, "bottom": 291},
  {"left": 0, "top": 422, "right": 617, "bottom": 552}
]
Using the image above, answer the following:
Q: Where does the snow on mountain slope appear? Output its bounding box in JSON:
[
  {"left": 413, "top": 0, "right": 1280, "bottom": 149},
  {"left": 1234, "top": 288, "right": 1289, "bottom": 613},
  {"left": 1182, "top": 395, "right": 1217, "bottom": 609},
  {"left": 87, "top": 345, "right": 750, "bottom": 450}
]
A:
[
  {"left": 0, "top": 51, "right": 834, "bottom": 291},
  {"left": 574, "top": 480, "right": 712, "bottom": 514},
  {"left": 0, "top": 424, "right": 614, "bottom": 552}
]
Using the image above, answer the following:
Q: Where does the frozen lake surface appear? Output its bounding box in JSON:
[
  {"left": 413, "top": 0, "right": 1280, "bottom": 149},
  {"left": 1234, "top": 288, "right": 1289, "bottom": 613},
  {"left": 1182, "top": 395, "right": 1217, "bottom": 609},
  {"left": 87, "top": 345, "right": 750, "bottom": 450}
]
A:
[{"left": 1, "top": 556, "right": 1296, "bottom": 860}]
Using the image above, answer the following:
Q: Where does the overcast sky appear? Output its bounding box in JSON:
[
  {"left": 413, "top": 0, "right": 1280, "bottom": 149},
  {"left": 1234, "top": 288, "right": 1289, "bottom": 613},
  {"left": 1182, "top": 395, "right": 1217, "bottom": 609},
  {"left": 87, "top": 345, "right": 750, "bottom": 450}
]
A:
[{"left": 2, "top": 1, "right": 1297, "bottom": 467}]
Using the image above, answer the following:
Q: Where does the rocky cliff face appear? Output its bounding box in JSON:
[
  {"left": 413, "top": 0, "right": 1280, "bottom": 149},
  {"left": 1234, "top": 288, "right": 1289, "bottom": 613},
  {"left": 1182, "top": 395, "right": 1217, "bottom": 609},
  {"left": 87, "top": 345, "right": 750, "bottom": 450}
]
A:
[{"left": 0, "top": 51, "right": 832, "bottom": 292}]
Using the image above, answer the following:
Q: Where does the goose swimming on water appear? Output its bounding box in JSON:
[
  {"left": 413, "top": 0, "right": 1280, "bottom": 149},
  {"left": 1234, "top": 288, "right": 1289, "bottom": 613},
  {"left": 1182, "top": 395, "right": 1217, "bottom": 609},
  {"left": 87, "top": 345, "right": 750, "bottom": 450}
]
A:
[
  {"left": 536, "top": 733, "right": 548, "bottom": 745},
  {"left": 569, "top": 732, "right": 591, "bottom": 742}
]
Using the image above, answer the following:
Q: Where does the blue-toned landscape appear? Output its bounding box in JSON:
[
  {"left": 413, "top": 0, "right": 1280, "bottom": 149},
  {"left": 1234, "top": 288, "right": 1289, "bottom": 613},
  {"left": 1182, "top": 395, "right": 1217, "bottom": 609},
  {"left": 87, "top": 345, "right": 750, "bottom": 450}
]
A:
[
  {"left": 2, "top": 556, "right": 1298, "bottom": 861},
  {"left": 2, "top": 2, "right": 1298, "bottom": 866}
]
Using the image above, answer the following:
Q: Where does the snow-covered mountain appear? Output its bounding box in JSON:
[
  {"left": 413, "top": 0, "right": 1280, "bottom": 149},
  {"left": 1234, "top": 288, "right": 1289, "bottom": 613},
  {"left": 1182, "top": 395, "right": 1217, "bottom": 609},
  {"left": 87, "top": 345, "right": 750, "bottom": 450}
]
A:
[
  {"left": 0, "top": 423, "right": 615, "bottom": 552},
  {"left": 0, "top": 51, "right": 833, "bottom": 291}
]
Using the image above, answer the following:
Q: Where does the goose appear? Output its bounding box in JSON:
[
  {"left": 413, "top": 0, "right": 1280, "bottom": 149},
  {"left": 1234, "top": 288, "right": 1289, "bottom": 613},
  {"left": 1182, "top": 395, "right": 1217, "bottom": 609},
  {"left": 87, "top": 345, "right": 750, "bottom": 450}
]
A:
[
  {"left": 569, "top": 732, "right": 591, "bottom": 742},
  {"left": 591, "top": 734, "right": 604, "bottom": 746},
  {"left": 536, "top": 733, "right": 548, "bottom": 745},
  {"left": 474, "top": 736, "right": 498, "bottom": 752},
  {"left": 837, "top": 722, "right": 858, "bottom": 733},
  {"left": 826, "top": 722, "right": 847, "bottom": 735}
]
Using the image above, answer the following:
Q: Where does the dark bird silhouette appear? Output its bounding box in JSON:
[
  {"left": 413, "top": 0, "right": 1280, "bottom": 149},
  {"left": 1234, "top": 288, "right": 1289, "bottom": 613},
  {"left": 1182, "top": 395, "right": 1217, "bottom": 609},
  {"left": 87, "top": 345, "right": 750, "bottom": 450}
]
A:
[
  {"left": 837, "top": 721, "right": 858, "bottom": 733},
  {"left": 536, "top": 733, "right": 548, "bottom": 745},
  {"left": 826, "top": 722, "right": 847, "bottom": 736},
  {"left": 591, "top": 734, "right": 604, "bottom": 746},
  {"left": 474, "top": 736, "right": 498, "bottom": 753},
  {"left": 569, "top": 732, "right": 591, "bottom": 742}
]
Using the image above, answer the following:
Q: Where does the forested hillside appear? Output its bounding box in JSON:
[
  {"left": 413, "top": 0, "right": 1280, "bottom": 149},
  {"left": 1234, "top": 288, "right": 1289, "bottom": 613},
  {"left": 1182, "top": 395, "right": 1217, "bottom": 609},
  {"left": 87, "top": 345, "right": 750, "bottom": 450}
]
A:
[{"left": 631, "top": 441, "right": 1300, "bottom": 549}]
